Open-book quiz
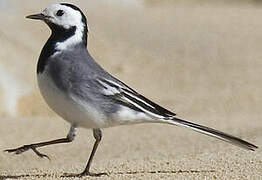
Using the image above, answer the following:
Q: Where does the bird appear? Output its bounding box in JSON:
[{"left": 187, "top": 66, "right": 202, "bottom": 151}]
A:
[{"left": 5, "top": 3, "right": 258, "bottom": 177}]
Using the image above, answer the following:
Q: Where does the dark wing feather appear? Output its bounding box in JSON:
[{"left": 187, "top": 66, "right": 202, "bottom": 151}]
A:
[{"left": 98, "top": 78, "right": 176, "bottom": 118}]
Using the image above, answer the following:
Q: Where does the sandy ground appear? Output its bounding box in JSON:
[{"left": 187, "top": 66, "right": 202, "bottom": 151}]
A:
[
  {"left": 0, "top": 116, "right": 261, "bottom": 179},
  {"left": 0, "top": 0, "right": 261, "bottom": 179}
]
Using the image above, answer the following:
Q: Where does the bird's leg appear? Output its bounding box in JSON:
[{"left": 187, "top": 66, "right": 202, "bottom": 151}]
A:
[
  {"left": 5, "top": 125, "right": 77, "bottom": 159},
  {"left": 80, "top": 128, "right": 105, "bottom": 176}
]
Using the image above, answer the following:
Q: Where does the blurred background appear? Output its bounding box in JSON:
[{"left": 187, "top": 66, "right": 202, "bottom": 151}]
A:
[
  {"left": 0, "top": 0, "right": 261, "bottom": 121},
  {"left": 1, "top": 1, "right": 261, "bottom": 177}
]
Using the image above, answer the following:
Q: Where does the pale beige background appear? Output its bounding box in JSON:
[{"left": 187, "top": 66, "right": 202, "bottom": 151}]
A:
[{"left": 0, "top": 0, "right": 261, "bottom": 179}]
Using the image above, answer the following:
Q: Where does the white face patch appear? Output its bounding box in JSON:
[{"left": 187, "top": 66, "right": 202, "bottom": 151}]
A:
[{"left": 42, "top": 4, "right": 85, "bottom": 50}]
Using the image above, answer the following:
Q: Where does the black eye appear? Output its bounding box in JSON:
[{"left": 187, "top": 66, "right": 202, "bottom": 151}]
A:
[{"left": 56, "top": 10, "right": 64, "bottom": 16}]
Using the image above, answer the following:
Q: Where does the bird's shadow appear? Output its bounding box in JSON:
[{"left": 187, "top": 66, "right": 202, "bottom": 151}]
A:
[{"left": 0, "top": 169, "right": 216, "bottom": 179}]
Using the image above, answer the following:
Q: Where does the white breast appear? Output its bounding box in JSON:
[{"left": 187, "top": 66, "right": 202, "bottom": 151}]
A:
[{"left": 37, "top": 70, "right": 108, "bottom": 129}]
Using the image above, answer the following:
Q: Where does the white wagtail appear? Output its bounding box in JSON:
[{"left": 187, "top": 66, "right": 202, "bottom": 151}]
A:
[{"left": 5, "top": 3, "right": 258, "bottom": 177}]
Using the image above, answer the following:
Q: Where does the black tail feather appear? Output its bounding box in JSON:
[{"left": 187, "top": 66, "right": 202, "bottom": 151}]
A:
[{"left": 167, "top": 117, "right": 258, "bottom": 151}]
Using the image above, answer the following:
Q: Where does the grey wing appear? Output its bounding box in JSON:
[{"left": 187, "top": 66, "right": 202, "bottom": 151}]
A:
[
  {"left": 48, "top": 48, "right": 176, "bottom": 118},
  {"left": 68, "top": 74, "right": 176, "bottom": 119},
  {"left": 97, "top": 77, "right": 176, "bottom": 119}
]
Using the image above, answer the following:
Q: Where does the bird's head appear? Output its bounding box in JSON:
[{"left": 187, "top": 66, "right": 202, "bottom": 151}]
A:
[{"left": 27, "top": 3, "right": 88, "bottom": 49}]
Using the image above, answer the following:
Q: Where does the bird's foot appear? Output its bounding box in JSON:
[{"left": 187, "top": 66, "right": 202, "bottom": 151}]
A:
[
  {"left": 62, "top": 171, "right": 108, "bottom": 177},
  {"left": 4, "top": 145, "right": 50, "bottom": 160}
]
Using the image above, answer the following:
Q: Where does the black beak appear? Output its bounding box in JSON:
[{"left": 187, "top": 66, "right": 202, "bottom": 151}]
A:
[{"left": 26, "top": 13, "right": 46, "bottom": 20}]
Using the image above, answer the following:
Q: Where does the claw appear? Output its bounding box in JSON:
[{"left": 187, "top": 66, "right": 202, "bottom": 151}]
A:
[
  {"left": 4, "top": 145, "right": 50, "bottom": 160},
  {"left": 80, "top": 172, "right": 107, "bottom": 177},
  {"left": 5, "top": 145, "right": 30, "bottom": 154},
  {"left": 31, "top": 147, "right": 50, "bottom": 160}
]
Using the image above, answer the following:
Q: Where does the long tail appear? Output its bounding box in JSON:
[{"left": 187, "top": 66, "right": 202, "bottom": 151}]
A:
[{"left": 167, "top": 117, "right": 258, "bottom": 151}]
